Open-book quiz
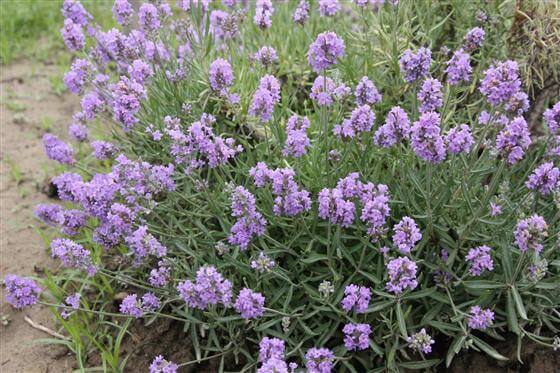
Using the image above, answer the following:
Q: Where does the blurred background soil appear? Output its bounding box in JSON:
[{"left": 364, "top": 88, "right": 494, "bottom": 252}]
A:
[{"left": 1, "top": 60, "right": 79, "bottom": 372}]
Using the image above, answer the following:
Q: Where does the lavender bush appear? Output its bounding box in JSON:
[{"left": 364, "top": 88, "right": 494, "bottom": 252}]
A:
[{"left": 6, "top": 0, "right": 560, "bottom": 371}]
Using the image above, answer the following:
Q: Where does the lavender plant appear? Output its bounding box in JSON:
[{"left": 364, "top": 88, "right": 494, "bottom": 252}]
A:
[{"left": 6, "top": 0, "right": 560, "bottom": 371}]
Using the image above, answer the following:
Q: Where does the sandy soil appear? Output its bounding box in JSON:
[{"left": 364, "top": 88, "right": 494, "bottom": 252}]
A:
[{"left": 0, "top": 60, "right": 78, "bottom": 373}]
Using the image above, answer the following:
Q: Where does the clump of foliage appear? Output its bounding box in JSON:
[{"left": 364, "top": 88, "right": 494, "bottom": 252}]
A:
[{"left": 4, "top": 0, "right": 560, "bottom": 372}]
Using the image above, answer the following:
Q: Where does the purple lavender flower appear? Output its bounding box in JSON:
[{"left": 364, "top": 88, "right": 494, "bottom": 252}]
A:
[
  {"left": 3, "top": 274, "right": 41, "bottom": 309},
  {"left": 166, "top": 114, "right": 242, "bottom": 174},
  {"left": 159, "top": 2, "right": 172, "bottom": 19},
  {"left": 445, "top": 49, "right": 472, "bottom": 85},
  {"left": 411, "top": 111, "right": 446, "bottom": 164},
  {"left": 251, "top": 252, "right": 276, "bottom": 273},
  {"left": 113, "top": 0, "right": 133, "bottom": 25},
  {"left": 464, "top": 27, "right": 485, "bottom": 50},
  {"left": 360, "top": 182, "right": 391, "bottom": 240},
  {"left": 495, "top": 116, "right": 531, "bottom": 165},
  {"left": 61, "top": 18, "right": 85, "bottom": 51},
  {"left": 110, "top": 154, "right": 175, "bottom": 204},
  {"left": 144, "top": 40, "right": 170, "bottom": 62},
  {"left": 120, "top": 294, "right": 143, "bottom": 318},
  {"left": 293, "top": 0, "right": 310, "bottom": 25},
  {"left": 210, "top": 10, "right": 233, "bottom": 42},
  {"left": 343, "top": 323, "right": 371, "bottom": 351},
  {"left": 490, "top": 202, "right": 502, "bottom": 216},
  {"left": 74, "top": 173, "right": 117, "bottom": 219},
  {"left": 138, "top": 3, "right": 160, "bottom": 32},
  {"left": 249, "top": 89, "right": 275, "bottom": 123},
  {"left": 125, "top": 225, "right": 167, "bottom": 264},
  {"left": 526, "top": 162, "right": 560, "bottom": 195},
  {"left": 52, "top": 172, "right": 83, "bottom": 202},
  {"left": 374, "top": 106, "right": 411, "bottom": 147},
  {"left": 406, "top": 329, "right": 435, "bottom": 354},
  {"left": 222, "top": 0, "right": 239, "bottom": 7},
  {"left": 544, "top": 101, "right": 560, "bottom": 134},
  {"left": 259, "top": 337, "right": 285, "bottom": 362},
  {"left": 310, "top": 76, "right": 336, "bottom": 106},
  {"left": 43, "top": 134, "right": 75, "bottom": 165},
  {"left": 515, "top": 215, "right": 548, "bottom": 254},
  {"left": 35, "top": 204, "right": 63, "bottom": 227},
  {"left": 149, "top": 355, "right": 178, "bottom": 373},
  {"left": 319, "top": 0, "right": 340, "bottom": 16},
  {"left": 258, "top": 75, "right": 281, "bottom": 102},
  {"left": 392, "top": 216, "right": 422, "bottom": 254},
  {"left": 467, "top": 306, "right": 494, "bottom": 330},
  {"left": 465, "top": 245, "right": 494, "bottom": 276},
  {"left": 254, "top": 0, "right": 273, "bottom": 29},
  {"left": 149, "top": 261, "right": 170, "bottom": 287},
  {"left": 93, "top": 203, "right": 134, "bottom": 248},
  {"left": 333, "top": 105, "right": 375, "bottom": 139},
  {"left": 141, "top": 292, "right": 160, "bottom": 312},
  {"left": 446, "top": 124, "right": 474, "bottom": 155},
  {"left": 336, "top": 172, "right": 362, "bottom": 198},
  {"left": 61, "top": 0, "right": 91, "bottom": 26},
  {"left": 91, "top": 140, "right": 118, "bottom": 160},
  {"left": 81, "top": 91, "right": 104, "bottom": 121},
  {"left": 128, "top": 59, "right": 153, "bottom": 84},
  {"left": 307, "top": 32, "right": 345, "bottom": 73},
  {"left": 249, "top": 162, "right": 271, "bottom": 187},
  {"left": 354, "top": 76, "right": 382, "bottom": 106},
  {"left": 505, "top": 91, "right": 529, "bottom": 114},
  {"left": 51, "top": 238, "right": 97, "bottom": 276},
  {"left": 64, "top": 58, "right": 90, "bottom": 94},
  {"left": 228, "top": 186, "right": 267, "bottom": 249},
  {"left": 249, "top": 75, "right": 280, "bottom": 123},
  {"left": 234, "top": 288, "right": 265, "bottom": 319},
  {"left": 110, "top": 76, "right": 146, "bottom": 130},
  {"left": 60, "top": 209, "right": 88, "bottom": 236},
  {"left": 386, "top": 256, "right": 418, "bottom": 294},
  {"left": 61, "top": 293, "right": 81, "bottom": 319},
  {"left": 305, "top": 348, "right": 335, "bottom": 373},
  {"left": 258, "top": 359, "right": 288, "bottom": 373},
  {"left": 283, "top": 115, "right": 310, "bottom": 158},
  {"left": 399, "top": 47, "right": 432, "bottom": 83},
  {"left": 177, "top": 266, "right": 233, "bottom": 310},
  {"left": 417, "top": 78, "right": 443, "bottom": 113},
  {"left": 209, "top": 58, "right": 234, "bottom": 95},
  {"left": 253, "top": 46, "right": 278, "bottom": 67},
  {"left": 341, "top": 284, "right": 371, "bottom": 313},
  {"left": 318, "top": 188, "right": 356, "bottom": 227},
  {"left": 69, "top": 123, "right": 88, "bottom": 142},
  {"left": 480, "top": 60, "right": 522, "bottom": 107}
]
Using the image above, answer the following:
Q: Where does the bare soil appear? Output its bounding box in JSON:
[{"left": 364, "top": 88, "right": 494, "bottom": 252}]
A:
[{"left": 1, "top": 60, "right": 78, "bottom": 373}]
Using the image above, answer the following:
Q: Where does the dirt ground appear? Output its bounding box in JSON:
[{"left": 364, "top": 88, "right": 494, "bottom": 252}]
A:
[{"left": 0, "top": 60, "right": 78, "bottom": 373}]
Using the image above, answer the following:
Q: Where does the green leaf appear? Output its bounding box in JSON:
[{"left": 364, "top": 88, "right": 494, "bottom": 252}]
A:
[
  {"left": 446, "top": 336, "right": 466, "bottom": 367},
  {"left": 300, "top": 254, "right": 328, "bottom": 264},
  {"left": 511, "top": 286, "right": 528, "bottom": 320},
  {"left": 399, "top": 359, "right": 440, "bottom": 369},
  {"left": 396, "top": 302, "right": 408, "bottom": 338},
  {"left": 506, "top": 291, "right": 521, "bottom": 335},
  {"left": 472, "top": 336, "right": 509, "bottom": 361},
  {"left": 402, "top": 287, "right": 436, "bottom": 300},
  {"left": 463, "top": 280, "right": 504, "bottom": 290},
  {"left": 365, "top": 300, "right": 394, "bottom": 313}
]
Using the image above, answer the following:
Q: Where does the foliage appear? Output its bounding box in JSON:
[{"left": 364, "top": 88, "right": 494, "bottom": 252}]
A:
[{"left": 5, "top": 0, "right": 560, "bottom": 372}]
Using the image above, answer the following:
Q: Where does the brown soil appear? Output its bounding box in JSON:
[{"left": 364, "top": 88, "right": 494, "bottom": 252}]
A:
[
  {"left": 1, "top": 60, "right": 78, "bottom": 373},
  {"left": 447, "top": 336, "right": 560, "bottom": 372}
]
